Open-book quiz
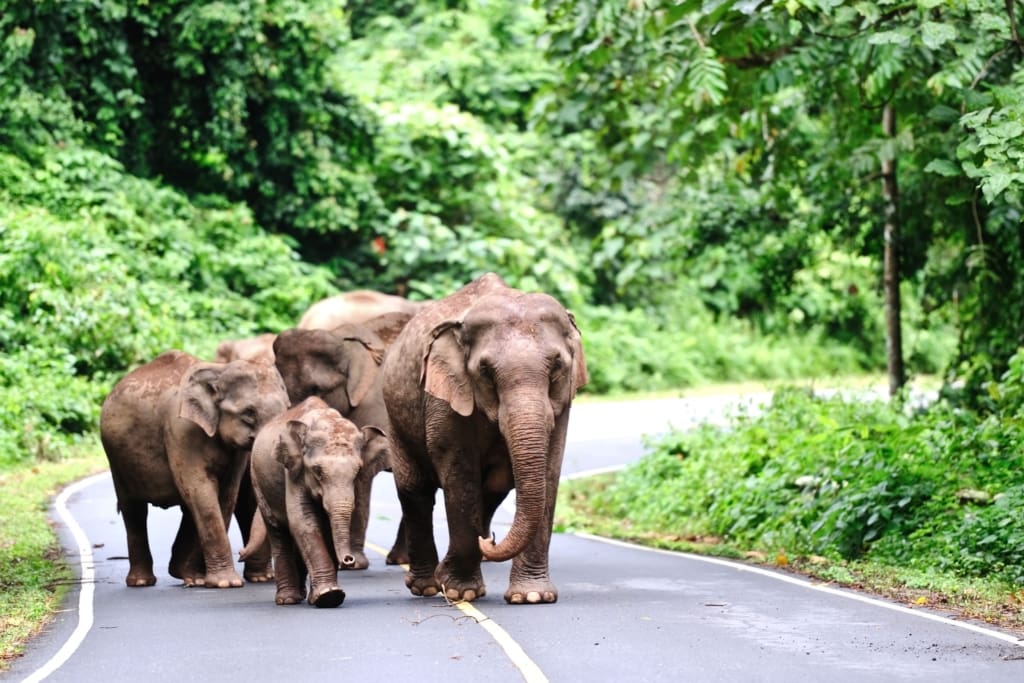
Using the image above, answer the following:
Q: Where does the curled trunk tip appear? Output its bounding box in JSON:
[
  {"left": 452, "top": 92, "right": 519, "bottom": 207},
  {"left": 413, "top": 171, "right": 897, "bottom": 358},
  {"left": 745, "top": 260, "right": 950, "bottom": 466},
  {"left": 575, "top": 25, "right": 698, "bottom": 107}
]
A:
[{"left": 479, "top": 524, "right": 534, "bottom": 562}]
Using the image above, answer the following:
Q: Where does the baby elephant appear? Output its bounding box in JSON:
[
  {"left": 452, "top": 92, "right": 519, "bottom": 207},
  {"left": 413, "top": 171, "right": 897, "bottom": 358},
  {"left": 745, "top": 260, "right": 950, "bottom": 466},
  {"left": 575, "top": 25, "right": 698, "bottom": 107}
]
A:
[
  {"left": 100, "top": 351, "right": 290, "bottom": 589},
  {"left": 246, "top": 396, "right": 389, "bottom": 607}
]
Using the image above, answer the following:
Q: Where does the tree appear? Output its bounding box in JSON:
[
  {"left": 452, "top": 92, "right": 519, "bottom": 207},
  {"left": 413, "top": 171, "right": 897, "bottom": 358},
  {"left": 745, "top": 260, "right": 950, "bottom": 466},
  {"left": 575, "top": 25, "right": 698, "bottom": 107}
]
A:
[{"left": 535, "top": 0, "right": 1024, "bottom": 391}]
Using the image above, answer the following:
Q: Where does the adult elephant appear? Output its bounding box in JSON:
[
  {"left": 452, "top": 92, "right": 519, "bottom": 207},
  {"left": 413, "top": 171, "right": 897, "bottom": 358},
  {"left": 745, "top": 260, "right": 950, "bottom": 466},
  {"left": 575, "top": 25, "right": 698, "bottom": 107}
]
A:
[
  {"left": 297, "top": 290, "right": 422, "bottom": 330},
  {"left": 99, "top": 351, "right": 290, "bottom": 588},
  {"left": 214, "top": 333, "right": 277, "bottom": 365},
  {"left": 244, "top": 396, "right": 389, "bottom": 607},
  {"left": 380, "top": 273, "right": 588, "bottom": 604},
  {"left": 272, "top": 321, "right": 407, "bottom": 567}
]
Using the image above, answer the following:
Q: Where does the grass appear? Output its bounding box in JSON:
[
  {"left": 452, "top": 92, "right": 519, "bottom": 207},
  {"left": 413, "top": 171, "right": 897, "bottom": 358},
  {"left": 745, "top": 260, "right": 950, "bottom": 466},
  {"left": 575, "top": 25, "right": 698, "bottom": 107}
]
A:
[{"left": 0, "top": 446, "right": 106, "bottom": 671}]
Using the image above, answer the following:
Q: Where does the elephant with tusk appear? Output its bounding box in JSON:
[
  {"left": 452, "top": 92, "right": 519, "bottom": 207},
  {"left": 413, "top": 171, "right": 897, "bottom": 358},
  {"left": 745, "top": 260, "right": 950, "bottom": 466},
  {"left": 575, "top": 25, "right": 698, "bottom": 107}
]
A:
[{"left": 380, "top": 272, "right": 588, "bottom": 605}]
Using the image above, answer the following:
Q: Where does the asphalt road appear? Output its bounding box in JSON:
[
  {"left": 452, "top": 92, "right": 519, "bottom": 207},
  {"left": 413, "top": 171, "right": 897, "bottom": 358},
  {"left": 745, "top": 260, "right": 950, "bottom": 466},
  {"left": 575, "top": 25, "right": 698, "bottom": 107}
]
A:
[{"left": 7, "top": 394, "right": 1024, "bottom": 682}]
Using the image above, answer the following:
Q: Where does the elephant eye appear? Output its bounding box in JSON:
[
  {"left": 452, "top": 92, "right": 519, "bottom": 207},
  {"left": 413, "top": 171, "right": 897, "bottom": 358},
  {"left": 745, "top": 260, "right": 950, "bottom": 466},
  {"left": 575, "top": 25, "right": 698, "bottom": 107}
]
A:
[
  {"left": 311, "top": 464, "right": 324, "bottom": 478},
  {"left": 478, "top": 360, "right": 494, "bottom": 379},
  {"left": 241, "top": 408, "right": 257, "bottom": 426}
]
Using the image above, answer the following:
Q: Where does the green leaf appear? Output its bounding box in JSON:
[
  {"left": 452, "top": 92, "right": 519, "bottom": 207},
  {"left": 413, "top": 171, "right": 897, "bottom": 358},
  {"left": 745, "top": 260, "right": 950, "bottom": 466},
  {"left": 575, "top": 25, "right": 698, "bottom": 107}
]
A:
[
  {"left": 868, "top": 28, "right": 912, "bottom": 46},
  {"left": 924, "top": 159, "right": 960, "bottom": 177},
  {"left": 921, "top": 21, "right": 957, "bottom": 50},
  {"left": 982, "top": 171, "right": 1015, "bottom": 201},
  {"left": 927, "top": 105, "right": 960, "bottom": 123}
]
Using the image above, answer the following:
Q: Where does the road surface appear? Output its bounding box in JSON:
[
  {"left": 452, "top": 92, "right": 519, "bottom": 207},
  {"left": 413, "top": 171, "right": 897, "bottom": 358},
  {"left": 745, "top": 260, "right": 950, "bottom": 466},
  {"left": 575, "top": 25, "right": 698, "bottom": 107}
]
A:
[{"left": 7, "top": 394, "right": 1024, "bottom": 682}]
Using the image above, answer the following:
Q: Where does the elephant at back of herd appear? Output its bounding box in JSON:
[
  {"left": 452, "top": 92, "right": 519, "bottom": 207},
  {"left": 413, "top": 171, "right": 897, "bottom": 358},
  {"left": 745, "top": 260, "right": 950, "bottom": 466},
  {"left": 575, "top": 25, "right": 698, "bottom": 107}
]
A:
[
  {"left": 98, "top": 276, "right": 587, "bottom": 608},
  {"left": 213, "top": 291, "right": 420, "bottom": 367}
]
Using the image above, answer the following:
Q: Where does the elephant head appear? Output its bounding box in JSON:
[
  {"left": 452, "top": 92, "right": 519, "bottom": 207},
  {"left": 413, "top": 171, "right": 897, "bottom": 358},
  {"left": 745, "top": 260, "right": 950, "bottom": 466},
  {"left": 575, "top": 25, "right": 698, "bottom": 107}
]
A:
[
  {"left": 273, "top": 327, "right": 384, "bottom": 416},
  {"left": 274, "top": 401, "right": 388, "bottom": 568},
  {"left": 178, "top": 360, "right": 290, "bottom": 451},
  {"left": 423, "top": 291, "right": 588, "bottom": 562},
  {"left": 214, "top": 333, "right": 277, "bottom": 365}
]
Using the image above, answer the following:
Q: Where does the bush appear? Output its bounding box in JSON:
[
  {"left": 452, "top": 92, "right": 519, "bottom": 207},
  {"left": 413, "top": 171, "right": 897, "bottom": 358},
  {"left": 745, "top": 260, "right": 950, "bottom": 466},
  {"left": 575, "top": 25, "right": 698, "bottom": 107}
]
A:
[
  {"left": 0, "top": 146, "right": 334, "bottom": 468},
  {"left": 577, "top": 376, "right": 1024, "bottom": 585}
]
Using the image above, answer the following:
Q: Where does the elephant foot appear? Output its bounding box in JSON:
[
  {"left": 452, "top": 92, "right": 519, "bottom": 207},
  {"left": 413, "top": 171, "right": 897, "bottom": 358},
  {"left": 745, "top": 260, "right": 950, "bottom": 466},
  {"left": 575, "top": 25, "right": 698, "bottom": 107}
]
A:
[
  {"left": 275, "top": 587, "right": 306, "bottom": 605},
  {"left": 505, "top": 578, "right": 558, "bottom": 605},
  {"left": 168, "top": 557, "right": 205, "bottom": 585},
  {"left": 338, "top": 550, "right": 369, "bottom": 571},
  {"left": 174, "top": 567, "right": 206, "bottom": 587},
  {"left": 244, "top": 561, "right": 275, "bottom": 583},
  {"left": 125, "top": 568, "right": 156, "bottom": 587},
  {"left": 309, "top": 584, "right": 346, "bottom": 608},
  {"left": 436, "top": 562, "right": 486, "bottom": 603},
  {"left": 202, "top": 568, "right": 244, "bottom": 588},
  {"left": 386, "top": 546, "right": 409, "bottom": 566},
  {"left": 404, "top": 571, "right": 441, "bottom": 597}
]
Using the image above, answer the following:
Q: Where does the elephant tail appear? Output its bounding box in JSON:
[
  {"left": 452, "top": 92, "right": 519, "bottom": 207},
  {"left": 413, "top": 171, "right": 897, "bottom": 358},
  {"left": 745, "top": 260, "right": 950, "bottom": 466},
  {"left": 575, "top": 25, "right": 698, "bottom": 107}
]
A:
[{"left": 238, "top": 509, "right": 268, "bottom": 561}]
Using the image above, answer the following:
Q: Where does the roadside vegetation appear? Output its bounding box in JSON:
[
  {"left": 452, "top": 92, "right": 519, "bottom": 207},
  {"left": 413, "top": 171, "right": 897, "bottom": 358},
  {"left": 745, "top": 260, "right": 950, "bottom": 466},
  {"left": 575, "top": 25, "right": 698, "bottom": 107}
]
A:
[{"left": 2, "top": 0, "right": 1023, "bottom": 668}]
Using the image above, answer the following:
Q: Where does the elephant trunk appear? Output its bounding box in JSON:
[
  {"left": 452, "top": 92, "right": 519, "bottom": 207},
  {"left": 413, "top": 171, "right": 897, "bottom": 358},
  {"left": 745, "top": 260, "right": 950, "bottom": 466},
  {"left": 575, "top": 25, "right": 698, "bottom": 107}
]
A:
[
  {"left": 238, "top": 509, "right": 267, "bottom": 561},
  {"left": 479, "top": 392, "right": 553, "bottom": 562},
  {"left": 326, "top": 499, "right": 357, "bottom": 568}
]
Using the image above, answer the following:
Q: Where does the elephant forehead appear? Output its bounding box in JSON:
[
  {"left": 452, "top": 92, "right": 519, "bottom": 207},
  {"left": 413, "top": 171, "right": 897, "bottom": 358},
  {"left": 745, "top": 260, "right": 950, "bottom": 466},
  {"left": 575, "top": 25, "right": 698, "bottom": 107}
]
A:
[
  {"left": 464, "top": 293, "right": 565, "bottom": 329},
  {"left": 307, "top": 412, "right": 361, "bottom": 442}
]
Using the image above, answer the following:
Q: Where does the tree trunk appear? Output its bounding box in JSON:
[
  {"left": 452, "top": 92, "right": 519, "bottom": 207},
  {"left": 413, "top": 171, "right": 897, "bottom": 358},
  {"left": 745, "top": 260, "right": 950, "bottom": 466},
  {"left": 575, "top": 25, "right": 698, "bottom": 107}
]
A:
[{"left": 881, "top": 103, "right": 905, "bottom": 397}]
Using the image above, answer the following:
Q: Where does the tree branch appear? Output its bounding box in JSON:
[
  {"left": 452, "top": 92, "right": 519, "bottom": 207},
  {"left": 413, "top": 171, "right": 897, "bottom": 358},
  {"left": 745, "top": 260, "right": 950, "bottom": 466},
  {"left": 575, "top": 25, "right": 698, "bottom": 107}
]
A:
[{"left": 1007, "top": 0, "right": 1022, "bottom": 54}]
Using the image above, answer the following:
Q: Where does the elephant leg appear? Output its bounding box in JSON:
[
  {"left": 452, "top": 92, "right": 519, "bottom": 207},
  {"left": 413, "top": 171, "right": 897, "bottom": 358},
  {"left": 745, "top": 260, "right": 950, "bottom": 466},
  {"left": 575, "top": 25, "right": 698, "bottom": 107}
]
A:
[
  {"left": 235, "top": 473, "right": 273, "bottom": 582},
  {"left": 183, "top": 474, "right": 243, "bottom": 589},
  {"left": 392, "top": 436, "right": 441, "bottom": 596},
  {"left": 505, "top": 425, "right": 567, "bottom": 605},
  {"left": 169, "top": 511, "right": 205, "bottom": 586},
  {"left": 119, "top": 498, "right": 156, "bottom": 587},
  {"left": 267, "top": 524, "right": 306, "bottom": 606},
  {"left": 436, "top": 472, "right": 487, "bottom": 603},
  {"left": 385, "top": 515, "right": 409, "bottom": 566},
  {"left": 288, "top": 513, "right": 345, "bottom": 608}
]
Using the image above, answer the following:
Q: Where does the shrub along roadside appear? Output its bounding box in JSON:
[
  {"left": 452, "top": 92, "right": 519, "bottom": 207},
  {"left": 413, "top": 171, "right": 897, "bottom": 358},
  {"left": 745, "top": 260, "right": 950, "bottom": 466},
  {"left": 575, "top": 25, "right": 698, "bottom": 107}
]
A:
[{"left": 557, "top": 360, "right": 1024, "bottom": 633}]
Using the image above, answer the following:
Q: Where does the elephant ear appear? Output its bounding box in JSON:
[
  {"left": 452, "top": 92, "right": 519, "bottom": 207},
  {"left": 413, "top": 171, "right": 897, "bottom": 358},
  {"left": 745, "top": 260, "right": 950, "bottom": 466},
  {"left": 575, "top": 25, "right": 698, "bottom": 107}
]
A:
[
  {"left": 422, "top": 321, "right": 474, "bottom": 417},
  {"left": 275, "top": 420, "right": 308, "bottom": 473},
  {"left": 178, "top": 366, "right": 223, "bottom": 437},
  {"left": 567, "top": 311, "right": 590, "bottom": 395},
  {"left": 359, "top": 425, "right": 389, "bottom": 469},
  {"left": 338, "top": 336, "right": 382, "bottom": 409}
]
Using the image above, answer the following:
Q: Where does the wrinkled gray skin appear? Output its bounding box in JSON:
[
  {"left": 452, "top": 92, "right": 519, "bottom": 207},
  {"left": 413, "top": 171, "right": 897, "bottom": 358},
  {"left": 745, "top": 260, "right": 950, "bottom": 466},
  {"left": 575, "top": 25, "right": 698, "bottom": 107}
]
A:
[
  {"left": 99, "top": 351, "right": 290, "bottom": 588},
  {"left": 272, "top": 320, "right": 408, "bottom": 567},
  {"left": 351, "top": 311, "right": 414, "bottom": 348},
  {"left": 245, "top": 396, "right": 388, "bottom": 607},
  {"left": 298, "top": 290, "right": 423, "bottom": 330},
  {"left": 215, "top": 333, "right": 277, "bottom": 366},
  {"left": 212, "top": 331, "right": 280, "bottom": 579},
  {"left": 380, "top": 273, "right": 588, "bottom": 604}
]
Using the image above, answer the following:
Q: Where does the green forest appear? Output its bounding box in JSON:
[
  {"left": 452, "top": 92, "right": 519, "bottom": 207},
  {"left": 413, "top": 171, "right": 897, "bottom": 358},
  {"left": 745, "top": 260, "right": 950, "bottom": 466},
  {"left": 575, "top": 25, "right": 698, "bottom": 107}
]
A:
[{"left": 2, "top": 0, "right": 1024, "bottom": 654}]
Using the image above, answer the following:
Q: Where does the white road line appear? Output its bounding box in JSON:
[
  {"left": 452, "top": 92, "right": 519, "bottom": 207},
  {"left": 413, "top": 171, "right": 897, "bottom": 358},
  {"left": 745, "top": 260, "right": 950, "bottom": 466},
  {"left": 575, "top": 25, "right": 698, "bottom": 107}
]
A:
[
  {"left": 22, "top": 472, "right": 108, "bottom": 683},
  {"left": 571, "top": 532, "right": 1024, "bottom": 648},
  {"left": 365, "top": 541, "right": 549, "bottom": 683}
]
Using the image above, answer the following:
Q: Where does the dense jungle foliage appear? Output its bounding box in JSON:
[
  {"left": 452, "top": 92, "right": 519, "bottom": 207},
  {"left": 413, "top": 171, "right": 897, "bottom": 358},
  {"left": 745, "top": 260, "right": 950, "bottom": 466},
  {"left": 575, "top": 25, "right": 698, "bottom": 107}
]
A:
[{"left": 1, "top": 0, "right": 1023, "bottom": 588}]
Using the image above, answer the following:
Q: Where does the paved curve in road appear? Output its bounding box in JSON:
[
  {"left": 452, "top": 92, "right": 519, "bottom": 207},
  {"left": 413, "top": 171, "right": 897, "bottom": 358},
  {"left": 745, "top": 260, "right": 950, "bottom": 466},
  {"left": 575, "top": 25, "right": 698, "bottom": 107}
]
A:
[{"left": 6, "top": 394, "right": 1024, "bottom": 682}]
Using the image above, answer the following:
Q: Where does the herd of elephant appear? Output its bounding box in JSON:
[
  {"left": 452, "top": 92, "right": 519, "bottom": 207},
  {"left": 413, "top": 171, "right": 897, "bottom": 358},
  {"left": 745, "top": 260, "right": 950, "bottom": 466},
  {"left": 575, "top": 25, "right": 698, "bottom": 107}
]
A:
[{"left": 99, "top": 273, "right": 589, "bottom": 608}]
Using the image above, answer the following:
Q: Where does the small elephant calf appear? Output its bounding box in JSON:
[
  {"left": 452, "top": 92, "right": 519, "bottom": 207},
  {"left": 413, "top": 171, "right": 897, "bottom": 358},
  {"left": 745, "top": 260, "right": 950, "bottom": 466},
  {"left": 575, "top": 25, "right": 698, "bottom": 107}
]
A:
[{"left": 245, "top": 396, "right": 389, "bottom": 607}]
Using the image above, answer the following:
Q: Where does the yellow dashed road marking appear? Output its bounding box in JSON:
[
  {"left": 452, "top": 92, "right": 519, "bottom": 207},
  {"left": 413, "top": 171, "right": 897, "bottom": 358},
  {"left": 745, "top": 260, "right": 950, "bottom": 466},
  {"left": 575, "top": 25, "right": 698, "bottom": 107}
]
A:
[{"left": 366, "top": 541, "right": 549, "bottom": 683}]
